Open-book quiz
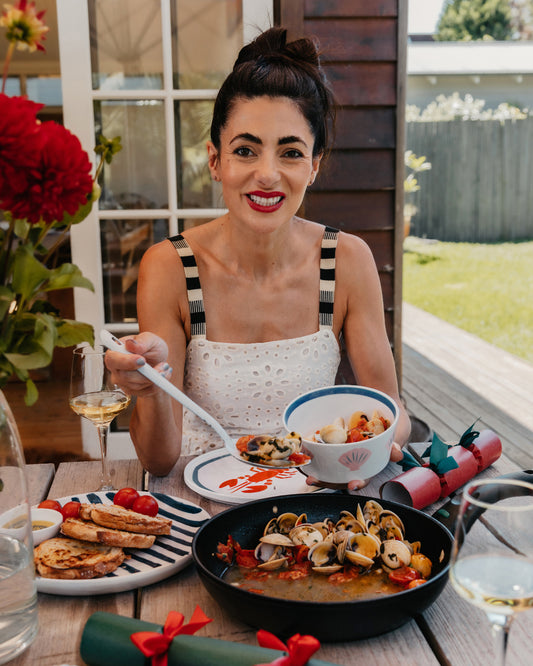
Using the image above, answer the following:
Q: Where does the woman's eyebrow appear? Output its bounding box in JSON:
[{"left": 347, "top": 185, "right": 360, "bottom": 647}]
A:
[
  {"left": 229, "top": 133, "right": 309, "bottom": 148},
  {"left": 230, "top": 132, "right": 261, "bottom": 145},
  {"left": 279, "top": 135, "right": 308, "bottom": 147}
]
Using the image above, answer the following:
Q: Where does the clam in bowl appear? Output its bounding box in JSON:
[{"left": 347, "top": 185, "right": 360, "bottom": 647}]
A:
[{"left": 283, "top": 385, "right": 399, "bottom": 486}]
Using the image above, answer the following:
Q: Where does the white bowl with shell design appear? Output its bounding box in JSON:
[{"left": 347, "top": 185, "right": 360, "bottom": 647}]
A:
[{"left": 283, "top": 385, "right": 399, "bottom": 486}]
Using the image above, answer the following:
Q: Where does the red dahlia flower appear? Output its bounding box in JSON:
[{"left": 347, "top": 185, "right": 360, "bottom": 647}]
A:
[
  {"left": 1, "top": 120, "right": 93, "bottom": 224},
  {"left": 0, "top": 93, "right": 43, "bottom": 196}
]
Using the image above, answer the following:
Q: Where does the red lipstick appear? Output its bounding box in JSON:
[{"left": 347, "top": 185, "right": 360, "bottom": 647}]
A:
[{"left": 246, "top": 190, "right": 285, "bottom": 213}]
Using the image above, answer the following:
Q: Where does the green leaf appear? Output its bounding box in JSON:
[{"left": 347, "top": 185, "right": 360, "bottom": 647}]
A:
[
  {"left": 11, "top": 245, "right": 50, "bottom": 301},
  {"left": 43, "top": 263, "right": 94, "bottom": 292},
  {"left": 4, "top": 313, "right": 56, "bottom": 369},
  {"left": 95, "top": 134, "right": 122, "bottom": 161},
  {"left": 24, "top": 378, "right": 38, "bottom": 406},
  {"left": 56, "top": 320, "right": 94, "bottom": 347}
]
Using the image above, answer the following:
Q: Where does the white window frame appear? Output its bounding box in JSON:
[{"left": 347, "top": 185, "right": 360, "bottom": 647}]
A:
[{"left": 57, "top": 0, "right": 273, "bottom": 458}]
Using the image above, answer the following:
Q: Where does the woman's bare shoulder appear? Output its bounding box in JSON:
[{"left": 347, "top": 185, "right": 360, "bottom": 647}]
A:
[
  {"left": 142, "top": 238, "right": 178, "bottom": 263},
  {"left": 335, "top": 230, "right": 376, "bottom": 272}
]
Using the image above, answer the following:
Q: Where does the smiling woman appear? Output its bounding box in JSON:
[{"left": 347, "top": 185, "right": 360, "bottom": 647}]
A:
[{"left": 104, "top": 27, "right": 411, "bottom": 487}]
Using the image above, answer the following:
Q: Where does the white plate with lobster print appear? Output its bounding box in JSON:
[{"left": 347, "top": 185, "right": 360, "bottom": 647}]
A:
[
  {"left": 35, "top": 491, "right": 210, "bottom": 596},
  {"left": 184, "top": 449, "right": 328, "bottom": 505}
]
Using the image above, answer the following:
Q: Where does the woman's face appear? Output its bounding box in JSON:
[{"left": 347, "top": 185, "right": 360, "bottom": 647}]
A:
[{"left": 207, "top": 96, "right": 321, "bottom": 234}]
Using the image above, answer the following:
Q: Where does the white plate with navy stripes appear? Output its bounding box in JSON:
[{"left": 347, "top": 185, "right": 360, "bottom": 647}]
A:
[{"left": 35, "top": 491, "right": 210, "bottom": 596}]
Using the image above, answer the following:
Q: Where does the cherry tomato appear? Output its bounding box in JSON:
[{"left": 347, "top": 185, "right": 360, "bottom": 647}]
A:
[
  {"left": 236, "top": 435, "right": 254, "bottom": 453},
  {"left": 113, "top": 487, "right": 140, "bottom": 510},
  {"left": 61, "top": 501, "right": 81, "bottom": 520},
  {"left": 288, "top": 452, "right": 311, "bottom": 465},
  {"left": 131, "top": 494, "right": 159, "bottom": 517},
  {"left": 388, "top": 566, "right": 421, "bottom": 587},
  {"left": 38, "top": 499, "right": 62, "bottom": 513},
  {"left": 235, "top": 549, "right": 260, "bottom": 568},
  {"left": 407, "top": 579, "right": 427, "bottom": 589},
  {"left": 346, "top": 427, "right": 363, "bottom": 443},
  {"left": 294, "top": 545, "right": 310, "bottom": 564}
]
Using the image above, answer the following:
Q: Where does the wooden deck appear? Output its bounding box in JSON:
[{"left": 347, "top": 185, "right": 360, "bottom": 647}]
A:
[{"left": 402, "top": 303, "right": 533, "bottom": 470}]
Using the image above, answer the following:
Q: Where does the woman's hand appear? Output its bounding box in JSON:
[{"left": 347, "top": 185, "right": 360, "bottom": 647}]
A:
[
  {"left": 304, "top": 441, "right": 404, "bottom": 491},
  {"left": 104, "top": 332, "right": 172, "bottom": 397}
]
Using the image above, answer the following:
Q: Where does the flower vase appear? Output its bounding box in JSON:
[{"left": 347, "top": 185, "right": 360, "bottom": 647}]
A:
[{"left": 0, "top": 389, "right": 39, "bottom": 664}]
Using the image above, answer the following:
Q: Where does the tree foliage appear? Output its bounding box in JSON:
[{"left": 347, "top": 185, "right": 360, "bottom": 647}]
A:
[{"left": 436, "top": 0, "right": 513, "bottom": 41}]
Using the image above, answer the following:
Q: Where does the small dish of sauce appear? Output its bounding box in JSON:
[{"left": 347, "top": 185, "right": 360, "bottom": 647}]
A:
[{"left": 30, "top": 508, "right": 63, "bottom": 545}]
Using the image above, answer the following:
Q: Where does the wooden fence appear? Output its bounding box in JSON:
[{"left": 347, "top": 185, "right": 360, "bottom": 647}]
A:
[{"left": 406, "top": 117, "right": 533, "bottom": 242}]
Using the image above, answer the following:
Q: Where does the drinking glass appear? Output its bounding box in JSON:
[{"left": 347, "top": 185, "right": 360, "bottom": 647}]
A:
[
  {"left": 450, "top": 478, "right": 533, "bottom": 665},
  {"left": 69, "top": 345, "right": 131, "bottom": 491},
  {"left": 0, "top": 391, "right": 38, "bottom": 664}
]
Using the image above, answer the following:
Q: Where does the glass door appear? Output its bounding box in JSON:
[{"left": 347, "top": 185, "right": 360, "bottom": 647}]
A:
[{"left": 57, "top": 0, "right": 272, "bottom": 458}]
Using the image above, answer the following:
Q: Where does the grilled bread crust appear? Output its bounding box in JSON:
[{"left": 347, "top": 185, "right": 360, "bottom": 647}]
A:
[
  {"left": 83, "top": 503, "right": 172, "bottom": 535},
  {"left": 34, "top": 537, "right": 125, "bottom": 579},
  {"left": 61, "top": 517, "right": 156, "bottom": 549}
]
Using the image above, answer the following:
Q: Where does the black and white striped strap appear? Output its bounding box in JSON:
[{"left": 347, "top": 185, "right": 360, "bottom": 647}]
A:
[
  {"left": 319, "top": 226, "right": 338, "bottom": 330},
  {"left": 169, "top": 234, "right": 206, "bottom": 338}
]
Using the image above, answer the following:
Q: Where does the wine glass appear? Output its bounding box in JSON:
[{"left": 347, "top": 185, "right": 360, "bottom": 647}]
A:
[
  {"left": 449, "top": 478, "right": 533, "bottom": 665},
  {"left": 69, "top": 345, "right": 131, "bottom": 491}
]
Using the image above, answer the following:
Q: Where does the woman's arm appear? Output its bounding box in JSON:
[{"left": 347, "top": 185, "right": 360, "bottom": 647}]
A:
[
  {"left": 105, "top": 240, "right": 189, "bottom": 475},
  {"left": 335, "top": 232, "right": 411, "bottom": 451}
]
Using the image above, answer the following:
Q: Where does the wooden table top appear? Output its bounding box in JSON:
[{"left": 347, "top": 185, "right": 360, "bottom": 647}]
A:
[{"left": 13, "top": 451, "right": 533, "bottom": 666}]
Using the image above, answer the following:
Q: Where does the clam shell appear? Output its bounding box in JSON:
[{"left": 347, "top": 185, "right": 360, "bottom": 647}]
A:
[
  {"left": 289, "top": 524, "right": 324, "bottom": 548},
  {"left": 380, "top": 539, "right": 412, "bottom": 571},
  {"left": 259, "top": 533, "right": 294, "bottom": 547},
  {"left": 308, "top": 539, "right": 338, "bottom": 568}
]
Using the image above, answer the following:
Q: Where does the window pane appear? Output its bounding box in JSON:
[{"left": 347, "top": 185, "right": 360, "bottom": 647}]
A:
[
  {"left": 90, "top": 0, "right": 163, "bottom": 90},
  {"left": 171, "top": 0, "right": 242, "bottom": 89},
  {"left": 101, "top": 218, "right": 168, "bottom": 324},
  {"left": 26, "top": 76, "right": 63, "bottom": 106},
  {"left": 95, "top": 100, "right": 168, "bottom": 210},
  {"left": 175, "top": 100, "right": 223, "bottom": 208},
  {"left": 2, "top": 78, "right": 20, "bottom": 96}
]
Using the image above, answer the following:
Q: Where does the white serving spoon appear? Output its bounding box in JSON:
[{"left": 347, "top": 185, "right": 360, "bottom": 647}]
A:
[{"left": 100, "top": 330, "right": 309, "bottom": 470}]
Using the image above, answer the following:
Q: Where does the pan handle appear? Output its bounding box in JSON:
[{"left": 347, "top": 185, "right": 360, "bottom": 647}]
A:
[{"left": 433, "top": 469, "right": 533, "bottom": 535}]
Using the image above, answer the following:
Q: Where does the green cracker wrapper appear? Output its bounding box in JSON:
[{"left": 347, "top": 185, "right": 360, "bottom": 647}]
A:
[{"left": 80, "top": 612, "right": 336, "bottom": 666}]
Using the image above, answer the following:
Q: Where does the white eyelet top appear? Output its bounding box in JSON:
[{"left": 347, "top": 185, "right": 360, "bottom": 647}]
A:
[{"left": 169, "top": 227, "right": 341, "bottom": 456}]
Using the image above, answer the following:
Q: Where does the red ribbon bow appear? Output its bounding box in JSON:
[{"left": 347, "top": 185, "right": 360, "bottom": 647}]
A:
[
  {"left": 254, "top": 629, "right": 321, "bottom": 666},
  {"left": 130, "top": 606, "right": 212, "bottom": 666}
]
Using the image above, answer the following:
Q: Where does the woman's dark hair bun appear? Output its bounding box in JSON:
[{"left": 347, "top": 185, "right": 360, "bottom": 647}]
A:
[{"left": 235, "top": 27, "right": 320, "bottom": 69}]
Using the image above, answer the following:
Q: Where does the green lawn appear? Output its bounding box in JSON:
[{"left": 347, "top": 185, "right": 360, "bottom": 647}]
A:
[{"left": 402, "top": 237, "right": 533, "bottom": 364}]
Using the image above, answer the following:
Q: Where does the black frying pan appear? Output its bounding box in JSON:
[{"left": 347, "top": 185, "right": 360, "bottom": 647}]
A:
[
  {"left": 192, "top": 493, "right": 451, "bottom": 642},
  {"left": 192, "top": 470, "right": 533, "bottom": 642}
]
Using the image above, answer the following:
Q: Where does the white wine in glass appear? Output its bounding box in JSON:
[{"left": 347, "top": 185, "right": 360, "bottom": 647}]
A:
[
  {"left": 69, "top": 345, "right": 131, "bottom": 491},
  {"left": 450, "top": 478, "right": 533, "bottom": 665}
]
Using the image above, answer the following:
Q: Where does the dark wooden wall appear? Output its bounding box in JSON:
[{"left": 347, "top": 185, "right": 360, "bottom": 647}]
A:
[{"left": 275, "top": 0, "right": 407, "bottom": 385}]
